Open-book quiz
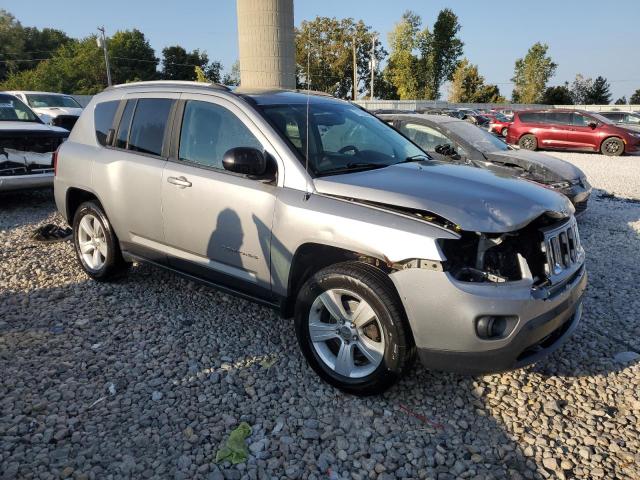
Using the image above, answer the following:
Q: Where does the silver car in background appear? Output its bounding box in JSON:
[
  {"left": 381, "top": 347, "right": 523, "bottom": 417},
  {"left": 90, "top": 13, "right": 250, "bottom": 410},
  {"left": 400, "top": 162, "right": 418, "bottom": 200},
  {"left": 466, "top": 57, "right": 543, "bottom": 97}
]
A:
[{"left": 54, "top": 81, "right": 586, "bottom": 394}]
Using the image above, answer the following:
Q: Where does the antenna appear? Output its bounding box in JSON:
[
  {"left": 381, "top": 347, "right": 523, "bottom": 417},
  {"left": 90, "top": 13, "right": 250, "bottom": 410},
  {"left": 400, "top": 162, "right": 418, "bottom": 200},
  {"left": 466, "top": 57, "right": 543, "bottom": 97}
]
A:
[{"left": 304, "top": 46, "right": 311, "bottom": 198}]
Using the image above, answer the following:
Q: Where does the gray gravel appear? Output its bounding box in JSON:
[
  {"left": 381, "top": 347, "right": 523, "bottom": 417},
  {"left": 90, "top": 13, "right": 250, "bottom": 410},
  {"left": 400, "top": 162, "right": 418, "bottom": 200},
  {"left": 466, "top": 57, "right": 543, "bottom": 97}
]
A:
[{"left": 1, "top": 161, "right": 639, "bottom": 480}]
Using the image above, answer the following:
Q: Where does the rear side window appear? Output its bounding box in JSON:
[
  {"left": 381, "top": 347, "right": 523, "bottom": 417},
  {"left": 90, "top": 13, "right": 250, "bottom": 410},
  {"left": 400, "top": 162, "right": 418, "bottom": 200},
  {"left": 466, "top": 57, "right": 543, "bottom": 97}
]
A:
[
  {"left": 545, "top": 112, "right": 571, "bottom": 125},
  {"left": 518, "top": 112, "right": 543, "bottom": 123},
  {"left": 128, "top": 98, "right": 174, "bottom": 156},
  {"left": 94, "top": 101, "right": 119, "bottom": 146},
  {"left": 116, "top": 100, "right": 135, "bottom": 149}
]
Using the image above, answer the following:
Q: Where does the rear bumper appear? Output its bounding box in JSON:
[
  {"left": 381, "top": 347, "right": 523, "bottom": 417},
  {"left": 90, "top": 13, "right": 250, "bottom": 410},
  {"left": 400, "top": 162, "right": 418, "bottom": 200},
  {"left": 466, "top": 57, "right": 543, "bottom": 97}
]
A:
[
  {"left": 0, "top": 173, "right": 53, "bottom": 192},
  {"left": 390, "top": 260, "right": 587, "bottom": 375}
]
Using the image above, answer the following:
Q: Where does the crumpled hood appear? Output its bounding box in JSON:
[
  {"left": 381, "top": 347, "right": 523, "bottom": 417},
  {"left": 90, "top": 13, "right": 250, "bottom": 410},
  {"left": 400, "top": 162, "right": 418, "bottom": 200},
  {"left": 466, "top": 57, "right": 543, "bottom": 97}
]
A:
[
  {"left": 32, "top": 106, "right": 83, "bottom": 118},
  {"left": 485, "top": 150, "right": 584, "bottom": 183},
  {"left": 314, "top": 162, "right": 574, "bottom": 233}
]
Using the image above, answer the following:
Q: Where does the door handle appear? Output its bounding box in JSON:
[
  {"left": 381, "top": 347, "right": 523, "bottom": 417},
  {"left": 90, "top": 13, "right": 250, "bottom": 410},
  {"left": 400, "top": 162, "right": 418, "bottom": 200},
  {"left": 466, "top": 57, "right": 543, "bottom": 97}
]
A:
[{"left": 167, "top": 176, "right": 192, "bottom": 188}]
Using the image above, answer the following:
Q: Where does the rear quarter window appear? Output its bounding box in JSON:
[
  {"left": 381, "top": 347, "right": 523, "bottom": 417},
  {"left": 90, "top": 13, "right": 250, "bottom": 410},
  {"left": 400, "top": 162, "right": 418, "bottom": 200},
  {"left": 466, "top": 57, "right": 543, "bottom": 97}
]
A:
[{"left": 94, "top": 101, "right": 119, "bottom": 146}]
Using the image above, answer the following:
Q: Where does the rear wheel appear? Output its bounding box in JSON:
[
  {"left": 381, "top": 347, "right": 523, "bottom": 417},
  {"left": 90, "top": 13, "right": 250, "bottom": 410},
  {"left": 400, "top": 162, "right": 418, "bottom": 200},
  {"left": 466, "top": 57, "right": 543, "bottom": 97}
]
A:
[
  {"left": 294, "top": 262, "right": 414, "bottom": 395},
  {"left": 600, "top": 137, "right": 624, "bottom": 156},
  {"left": 72, "top": 201, "right": 129, "bottom": 281},
  {"left": 518, "top": 134, "right": 538, "bottom": 151}
]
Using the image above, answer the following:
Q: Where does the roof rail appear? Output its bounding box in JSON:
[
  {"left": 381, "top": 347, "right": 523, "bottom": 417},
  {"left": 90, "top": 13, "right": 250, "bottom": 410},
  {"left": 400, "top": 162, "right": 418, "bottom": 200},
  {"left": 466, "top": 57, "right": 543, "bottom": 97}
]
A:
[{"left": 105, "top": 80, "right": 231, "bottom": 92}]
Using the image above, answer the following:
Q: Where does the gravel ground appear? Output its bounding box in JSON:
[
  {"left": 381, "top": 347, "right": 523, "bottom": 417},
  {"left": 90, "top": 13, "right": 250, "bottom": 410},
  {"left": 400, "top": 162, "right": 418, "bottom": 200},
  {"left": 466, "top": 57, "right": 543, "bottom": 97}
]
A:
[{"left": 1, "top": 152, "right": 639, "bottom": 480}]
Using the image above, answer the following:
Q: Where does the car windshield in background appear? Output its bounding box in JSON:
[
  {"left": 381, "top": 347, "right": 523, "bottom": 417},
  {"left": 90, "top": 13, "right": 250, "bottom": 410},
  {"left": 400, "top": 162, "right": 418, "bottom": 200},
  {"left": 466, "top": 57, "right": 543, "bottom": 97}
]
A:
[
  {"left": 445, "top": 120, "right": 509, "bottom": 153},
  {"left": 0, "top": 94, "right": 40, "bottom": 122},
  {"left": 589, "top": 112, "right": 614, "bottom": 125},
  {"left": 258, "top": 102, "right": 427, "bottom": 176},
  {"left": 26, "top": 94, "right": 82, "bottom": 109},
  {"left": 494, "top": 113, "right": 509, "bottom": 122}
]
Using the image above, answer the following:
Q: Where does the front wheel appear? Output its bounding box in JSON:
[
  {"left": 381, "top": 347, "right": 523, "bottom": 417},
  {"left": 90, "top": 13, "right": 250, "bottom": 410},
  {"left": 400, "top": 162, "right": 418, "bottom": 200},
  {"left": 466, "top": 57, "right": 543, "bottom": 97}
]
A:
[
  {"left": 501, "top": 127, "right": 509, "bottom": 137},
  {"left": 600, "top": 137, "right": 624, "bottom": 156},
  {"left": 294, "top": 262, "right": 414, "bottom": 395},
  {"left": 518, "top": 134, "right": 538, "bottom": 151}
]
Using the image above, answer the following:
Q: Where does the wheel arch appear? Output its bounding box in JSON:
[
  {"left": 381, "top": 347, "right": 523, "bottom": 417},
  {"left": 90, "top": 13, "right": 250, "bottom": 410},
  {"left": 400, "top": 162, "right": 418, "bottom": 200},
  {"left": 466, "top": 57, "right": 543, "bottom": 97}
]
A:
[
  {"left": 280, "top": 242, "right": 393, "bottom": 319},
  {"left": 65, "top": 187, "right": 102, "bottom": 223}
]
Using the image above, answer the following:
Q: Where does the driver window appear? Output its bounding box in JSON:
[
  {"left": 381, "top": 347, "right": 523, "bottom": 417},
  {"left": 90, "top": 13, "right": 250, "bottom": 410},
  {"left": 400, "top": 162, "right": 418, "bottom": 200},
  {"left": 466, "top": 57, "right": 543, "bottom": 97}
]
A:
[
  {"left": 571, "top": 113, "right": 591, "bottom": 127},
  {"left": 400, "top": 123, "right": 452, "bottom": 152},
  {"left": 179, "top": 100, "right": 262, "bottom": 169}
]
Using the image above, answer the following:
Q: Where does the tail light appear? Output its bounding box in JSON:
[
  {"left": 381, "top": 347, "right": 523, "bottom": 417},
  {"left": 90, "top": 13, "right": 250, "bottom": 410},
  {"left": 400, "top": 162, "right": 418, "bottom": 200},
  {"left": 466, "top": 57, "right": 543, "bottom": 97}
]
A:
[{"left": 52, "top": 148, "right": 60, "bottom": 176}]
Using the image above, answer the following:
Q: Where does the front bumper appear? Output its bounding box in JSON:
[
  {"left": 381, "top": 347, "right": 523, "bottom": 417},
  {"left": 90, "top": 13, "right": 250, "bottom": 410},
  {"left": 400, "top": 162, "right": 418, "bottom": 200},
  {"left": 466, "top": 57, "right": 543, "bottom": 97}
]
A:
[
  {"left": 0, "top": 173, "right": 53, "bottom": 192},
  {"left": 390, "top": 261, "right": 587, "bottom": 374},
  {"left": 560, "top": 182, "right": 592, "bottom": 217}
]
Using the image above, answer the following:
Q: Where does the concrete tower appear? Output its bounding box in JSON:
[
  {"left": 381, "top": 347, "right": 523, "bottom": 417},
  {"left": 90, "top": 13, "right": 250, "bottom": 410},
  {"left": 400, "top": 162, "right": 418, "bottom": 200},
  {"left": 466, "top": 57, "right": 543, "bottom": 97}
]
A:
[{"left": 236, "top": 0, "right": 296, "bottom": 90}]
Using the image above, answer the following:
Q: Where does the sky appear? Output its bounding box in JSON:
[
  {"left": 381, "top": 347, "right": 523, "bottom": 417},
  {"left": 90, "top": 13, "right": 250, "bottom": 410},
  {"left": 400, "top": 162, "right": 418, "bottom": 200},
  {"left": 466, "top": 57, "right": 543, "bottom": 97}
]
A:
[{"left": 3, "top": 0, "right": 639, "bottom": 100}]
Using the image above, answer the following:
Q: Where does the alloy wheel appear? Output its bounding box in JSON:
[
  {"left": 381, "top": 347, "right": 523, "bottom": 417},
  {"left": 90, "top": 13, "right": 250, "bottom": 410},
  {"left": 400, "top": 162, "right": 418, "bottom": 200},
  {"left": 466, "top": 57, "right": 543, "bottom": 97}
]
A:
[
  {"left": 77, "top": 214, "right": 107, "bottom": 270},
  {"left": 308, "top": 288, "right": 385, "bottom": 378}
]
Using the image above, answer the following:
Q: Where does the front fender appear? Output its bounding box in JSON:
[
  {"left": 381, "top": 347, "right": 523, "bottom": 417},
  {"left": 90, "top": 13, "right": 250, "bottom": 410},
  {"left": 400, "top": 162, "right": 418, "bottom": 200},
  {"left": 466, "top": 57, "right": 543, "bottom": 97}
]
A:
[{"left": 270, "top": 188, "right": 459, "bottom": 296}]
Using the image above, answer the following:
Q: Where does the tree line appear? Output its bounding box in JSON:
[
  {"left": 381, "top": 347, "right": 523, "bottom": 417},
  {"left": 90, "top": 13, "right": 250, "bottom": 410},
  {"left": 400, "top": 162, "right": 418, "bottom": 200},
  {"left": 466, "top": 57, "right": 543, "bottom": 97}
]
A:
[{"left": 1, "top": 9, "right": 639, "bottom": 104}]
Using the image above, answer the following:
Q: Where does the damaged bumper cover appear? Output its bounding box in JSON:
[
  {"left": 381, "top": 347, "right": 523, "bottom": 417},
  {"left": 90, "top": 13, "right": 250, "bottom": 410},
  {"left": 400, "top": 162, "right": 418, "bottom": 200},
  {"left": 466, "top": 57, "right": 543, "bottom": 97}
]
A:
[
  {"left": 1, "top": 149, "right": 56, "bottom": 192},
  {"left": 390, "top": 262, "right": 586, "bottom": 374}
]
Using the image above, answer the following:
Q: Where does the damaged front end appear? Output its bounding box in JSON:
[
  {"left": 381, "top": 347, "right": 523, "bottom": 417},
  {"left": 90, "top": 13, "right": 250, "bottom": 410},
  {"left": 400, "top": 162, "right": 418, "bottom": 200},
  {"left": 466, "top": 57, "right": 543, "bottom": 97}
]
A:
[
  {"left": 439, "top": 213, "right": 584, "bottom": 294},
  {"left": 0, "top": 130, "right": 68, "bottom": 191}
]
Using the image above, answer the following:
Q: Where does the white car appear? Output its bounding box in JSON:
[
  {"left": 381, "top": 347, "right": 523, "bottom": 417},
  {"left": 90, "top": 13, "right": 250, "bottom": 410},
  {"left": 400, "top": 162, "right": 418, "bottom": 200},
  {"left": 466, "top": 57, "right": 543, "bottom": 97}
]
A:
[
  {"left": 6, "top": 91, "right": 83, "bottom": 131},
  {"left": 0, "top": 93, "right": 69, "bottom": 192}
]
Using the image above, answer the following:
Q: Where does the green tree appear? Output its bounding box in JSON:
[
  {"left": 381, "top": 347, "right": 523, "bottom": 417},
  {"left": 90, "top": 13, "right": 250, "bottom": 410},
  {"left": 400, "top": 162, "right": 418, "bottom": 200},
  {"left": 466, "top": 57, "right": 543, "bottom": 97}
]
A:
[
  {"left": 295, "top": 16, "right": 385, "bottom": 99},
  {"left": 540, "top": 84, "right": 573, "bottom": 105},
  {"left": 585, "top": 76, "right": 611, "bottom": 104},
  {"left": 108, "top": 29, "right": 158, "bottom": 83},
  {"left": 0, "top": 10, "right": 25, "bottom": 82},
  {"left": 19, "top": 27, "right": 71, "bottom": 70},
  {"left": 511, "top": 43, "right": 557, "bottom": 103},
  {"left": 222, "top": 60, "right": 240, "bottom": 86},
  {"left": 385, "top": 11, "right": 423, "bottom": 99},
  {"left": 631, "top": 89, "right": 640, "bottom": 104},
  {"left": 194, "top": 66, "right": 207, "bottom": 82},
  {"left": 422, "top": 8, "right": 464, "bottom": 99},
  {"left": 448, "top": 59, "right": 504, "bottom": 103},
  {"left": 162, "top": 46, "right": 221, "bottom": 82},
  {"left": 614, "top": 96, "right": 627, "bottom": 105},
  {"left": 1, "top": 36, "right": 106, "bottom": 94}
]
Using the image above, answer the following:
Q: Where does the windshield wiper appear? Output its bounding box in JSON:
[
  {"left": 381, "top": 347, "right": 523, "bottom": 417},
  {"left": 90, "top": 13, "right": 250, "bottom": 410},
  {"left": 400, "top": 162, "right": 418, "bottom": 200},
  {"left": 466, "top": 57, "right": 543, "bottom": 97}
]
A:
[
  {"left": 320, "top": 162, "right": 389, "bottom": 175},
  {"left": 393, "top": 154, "right": 431, "bottom": 165}
]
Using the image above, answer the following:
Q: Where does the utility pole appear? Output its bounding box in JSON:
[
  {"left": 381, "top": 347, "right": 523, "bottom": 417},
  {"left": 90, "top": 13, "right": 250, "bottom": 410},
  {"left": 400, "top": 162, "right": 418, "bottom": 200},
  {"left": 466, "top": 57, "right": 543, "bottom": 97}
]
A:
[
  {"left": 97, "top": 26, "right": 112, "bottom": 87},
  {"left": 370, "top": 34, "right": 377, "bottom": 101},
  {"left": 352, "top": 38, "right": 358, "bottom": 100}
]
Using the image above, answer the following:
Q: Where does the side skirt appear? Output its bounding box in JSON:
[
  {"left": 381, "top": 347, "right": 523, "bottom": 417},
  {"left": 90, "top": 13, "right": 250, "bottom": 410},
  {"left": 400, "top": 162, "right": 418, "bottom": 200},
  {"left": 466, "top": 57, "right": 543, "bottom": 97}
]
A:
[{"left": 122, "top": 250, "right": 284, "bottom": 312}]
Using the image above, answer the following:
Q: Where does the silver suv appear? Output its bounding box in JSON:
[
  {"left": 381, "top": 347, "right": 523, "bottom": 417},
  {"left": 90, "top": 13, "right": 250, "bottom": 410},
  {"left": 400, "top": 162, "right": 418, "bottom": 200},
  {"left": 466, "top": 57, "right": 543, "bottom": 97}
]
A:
[{"left": 54, "top": 81, "right": 587, "bottom": 394}]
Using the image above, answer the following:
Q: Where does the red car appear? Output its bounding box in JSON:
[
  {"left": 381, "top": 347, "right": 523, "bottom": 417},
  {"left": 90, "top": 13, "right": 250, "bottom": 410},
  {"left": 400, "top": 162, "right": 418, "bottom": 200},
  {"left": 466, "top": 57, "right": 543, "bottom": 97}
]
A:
[
  {"left": 506, "top": 109, "right": 640, "bottom": 156},
  {"left": 484, "top": 113, "right": 512, "bottom": 137}
]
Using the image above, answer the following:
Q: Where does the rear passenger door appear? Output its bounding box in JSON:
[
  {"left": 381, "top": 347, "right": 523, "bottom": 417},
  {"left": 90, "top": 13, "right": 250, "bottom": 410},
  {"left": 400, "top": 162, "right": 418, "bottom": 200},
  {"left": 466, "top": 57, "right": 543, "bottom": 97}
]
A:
[
  {"left": 92, "top": 93, "right": 178, "bottom": 262},
  {"left": 161, "top": 94, "right": 278, "bottom": 297}
]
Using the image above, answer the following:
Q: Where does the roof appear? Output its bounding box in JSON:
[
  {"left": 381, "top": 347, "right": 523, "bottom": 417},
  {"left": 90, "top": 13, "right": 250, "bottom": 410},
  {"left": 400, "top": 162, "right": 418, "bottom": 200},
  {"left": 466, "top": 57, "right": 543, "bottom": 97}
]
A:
[
  {"left": 238, "top": 89, "right": 345, "bottom": 106},
  {"left": 377, "top": 112, "right": 464, "bottom": 125}
]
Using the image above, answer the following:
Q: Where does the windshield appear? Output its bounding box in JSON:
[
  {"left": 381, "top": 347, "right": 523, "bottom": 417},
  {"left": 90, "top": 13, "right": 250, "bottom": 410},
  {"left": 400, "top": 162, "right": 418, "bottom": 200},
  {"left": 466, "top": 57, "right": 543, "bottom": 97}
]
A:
[
  {"left": 445, "top": 120, "right": 510, "bottom": 153},
  {"left": 26, "top": 94, "right": 81, "bottom": 109},
  {"left": 0, "top": 94, "right": 40, "bottom": 122},
  {"left": 588, "top": 112, "right": 614, "bottom": 125},
  {"left": 258, "top": 101, "right": 427, "bottom": 176}
]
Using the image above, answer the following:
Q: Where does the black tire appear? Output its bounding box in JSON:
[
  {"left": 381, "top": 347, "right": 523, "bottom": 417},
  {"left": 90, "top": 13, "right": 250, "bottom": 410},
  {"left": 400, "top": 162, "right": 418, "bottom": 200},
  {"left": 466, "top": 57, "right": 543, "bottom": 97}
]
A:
[
  {"left": 72, "top": 201, "right": 129, "bottom": 281},
  {"left": 294, "top": 261, "right": 415, "bottom": 395},
  {"left": 600, "top": 137, "right": 624, "bottom": 156},
  {"left": 518, "top": 134, "right": 538, "bottom": 151},
  {"left": 501, "top": 127, "right": 509, "bottom": 137}
]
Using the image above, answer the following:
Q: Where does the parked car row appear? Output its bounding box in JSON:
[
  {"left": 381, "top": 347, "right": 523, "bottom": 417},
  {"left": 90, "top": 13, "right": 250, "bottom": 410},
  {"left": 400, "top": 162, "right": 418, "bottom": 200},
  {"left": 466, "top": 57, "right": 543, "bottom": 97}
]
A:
[{"left": 51, "top": 81, "right": 587, "bottom": 394}]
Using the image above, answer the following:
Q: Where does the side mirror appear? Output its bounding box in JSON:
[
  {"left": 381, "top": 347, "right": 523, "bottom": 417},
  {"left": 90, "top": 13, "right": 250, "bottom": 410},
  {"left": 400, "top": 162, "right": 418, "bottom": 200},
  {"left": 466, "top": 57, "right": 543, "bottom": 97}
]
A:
[
  {"left": 588, "top": 122, "right": 598, "bottom": 129},
  {"left": 435, "top": 144, "right": 458, "bottom": 158},
  {"left": 223, "top": 147, "right": 267, "bottom": 176}
]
